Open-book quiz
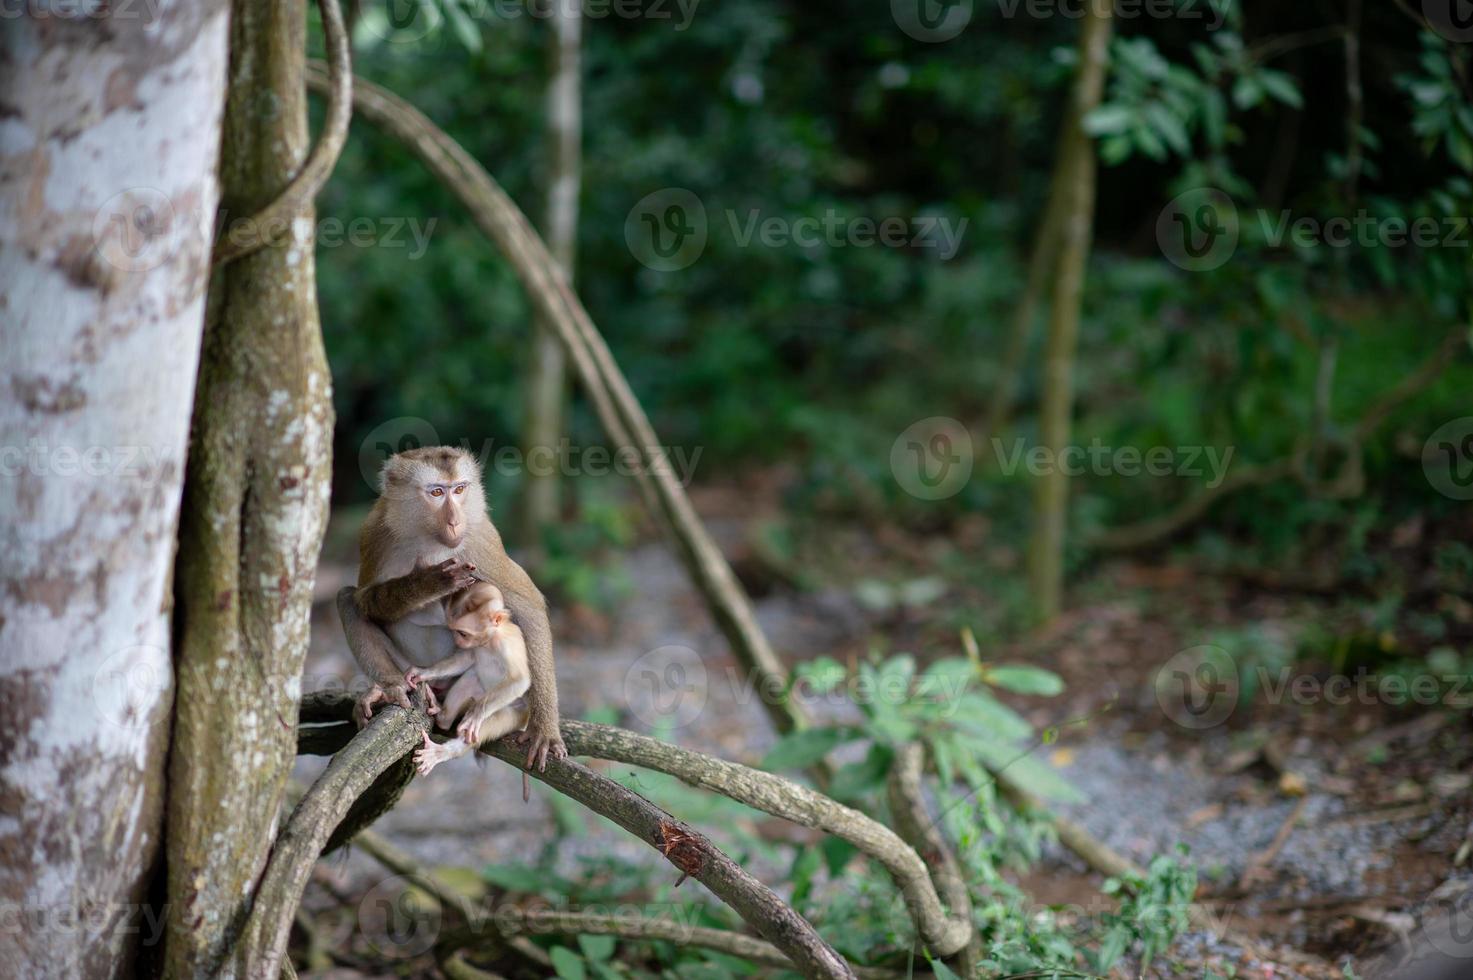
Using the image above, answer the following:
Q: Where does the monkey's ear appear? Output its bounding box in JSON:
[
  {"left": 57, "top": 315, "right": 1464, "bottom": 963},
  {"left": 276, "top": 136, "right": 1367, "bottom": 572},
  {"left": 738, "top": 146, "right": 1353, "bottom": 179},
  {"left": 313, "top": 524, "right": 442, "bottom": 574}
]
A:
[{"left": 490, "top": 609, "right": 510, "bottom": 628}]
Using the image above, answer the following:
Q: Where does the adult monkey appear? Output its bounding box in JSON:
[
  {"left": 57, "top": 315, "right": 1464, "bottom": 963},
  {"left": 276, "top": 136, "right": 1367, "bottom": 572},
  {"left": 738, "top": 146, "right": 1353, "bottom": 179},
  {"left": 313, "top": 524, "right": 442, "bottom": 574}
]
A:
[{"left": 337, "top": 445, "right": 566, "bottom": 769}]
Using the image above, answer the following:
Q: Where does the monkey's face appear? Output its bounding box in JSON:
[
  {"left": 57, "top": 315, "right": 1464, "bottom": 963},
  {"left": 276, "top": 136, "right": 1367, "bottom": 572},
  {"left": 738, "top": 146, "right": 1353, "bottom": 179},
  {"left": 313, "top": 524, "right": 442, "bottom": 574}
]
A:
[
  {"left": 378, "top": 447, "right": 487, "bottom": 550},
  {"left": 423, "top": 479, "right": 469, "bottom": 547},
  {"left": 448, "top": 605, "right": 508, "bottom": 649}
]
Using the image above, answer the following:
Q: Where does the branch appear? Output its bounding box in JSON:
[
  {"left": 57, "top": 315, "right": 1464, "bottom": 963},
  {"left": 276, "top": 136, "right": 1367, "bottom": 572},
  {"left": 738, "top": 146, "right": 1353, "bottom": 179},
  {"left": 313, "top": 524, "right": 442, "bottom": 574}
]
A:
[
  {"left": 213, "top": 0, "right": 351, "bottom": 267},
  {"left": 303, "top": 63, "right": 811, "bottom": 739},
  {"left": 561, "top": 720, "right": 973, "bottom": 958},
  {"left": 886, "top": 743, "right": 979, "bottom": 972},
  {"left": 297, "top": 693, "right": 855, "bottom": 979},
  {"left": 353, "top": 828, "right": 908, "bottom": 979},
  {"left": 241, "top": 697, "right": 428, "bottom": 980}
]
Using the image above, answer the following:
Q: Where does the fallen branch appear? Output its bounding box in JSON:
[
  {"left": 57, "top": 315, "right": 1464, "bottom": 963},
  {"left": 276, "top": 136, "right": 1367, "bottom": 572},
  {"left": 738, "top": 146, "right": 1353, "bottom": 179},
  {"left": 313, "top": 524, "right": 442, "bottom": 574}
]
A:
[
  {"left": 303, "top": 63, "right": 810, "bottom": 738},
  {"left": 886, "top": 743, "right": 979, "bottom": 973},
  {"left": 562, "top": 720, "right": 973, "bottom": 959},
  {"left": 354, "top": 828, "right": 909, "bottom": 979},
  {"left": 297, "top": 693, "right": 855, "bottom": 978},
  {"left": 213, "top": 0, "right": 352, "bottom": 267}
]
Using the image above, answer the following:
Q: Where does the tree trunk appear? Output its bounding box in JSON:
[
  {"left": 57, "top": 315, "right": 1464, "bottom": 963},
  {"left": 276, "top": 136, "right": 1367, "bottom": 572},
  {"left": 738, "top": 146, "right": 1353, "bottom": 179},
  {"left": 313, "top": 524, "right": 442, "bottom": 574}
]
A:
[
  {"left": 163, "top": 1, "right": 335, "bottom": 975},
  {"left": 1027, "top": 0, "right": 1113, "bottom": 623},
  {"left": 0, "top": 5, "right": 229, "bottom": 978},
  {"left": 520, "top": 0, "right": 582, "bottom": 557}
]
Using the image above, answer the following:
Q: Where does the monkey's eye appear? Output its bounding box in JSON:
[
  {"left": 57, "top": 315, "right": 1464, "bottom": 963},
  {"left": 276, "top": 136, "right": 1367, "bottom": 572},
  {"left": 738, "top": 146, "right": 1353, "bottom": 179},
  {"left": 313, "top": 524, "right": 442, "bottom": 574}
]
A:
[
  {"left": 453, "top": 484, "right": 467, "bottom": 495},
  {"left": 429, "top": 487, "right": 444, "bottom": 498}
]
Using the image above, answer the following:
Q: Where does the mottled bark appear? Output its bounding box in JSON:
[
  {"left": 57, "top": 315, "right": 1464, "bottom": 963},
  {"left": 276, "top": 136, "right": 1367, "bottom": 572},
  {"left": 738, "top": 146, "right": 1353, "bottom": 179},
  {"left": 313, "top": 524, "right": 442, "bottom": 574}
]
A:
[
  {"left": 0, "top": 5, "right": 229, "bottom": 978},
  {"left": 164, "top": 0, "right": 336, "bottom": 975},
  {"left": 1027, "top": 1, "right": 1113, "bottom": 623},
  {"left": 519, "top": 0, "right": 582, "bottom": 553}
]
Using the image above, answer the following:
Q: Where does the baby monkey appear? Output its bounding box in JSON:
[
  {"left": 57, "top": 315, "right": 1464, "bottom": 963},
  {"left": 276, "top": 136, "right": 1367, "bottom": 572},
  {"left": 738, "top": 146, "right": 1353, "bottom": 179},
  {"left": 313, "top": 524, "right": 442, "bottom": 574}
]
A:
[{"left": 407, "top": 581, "right": 531, "bottom": 782}]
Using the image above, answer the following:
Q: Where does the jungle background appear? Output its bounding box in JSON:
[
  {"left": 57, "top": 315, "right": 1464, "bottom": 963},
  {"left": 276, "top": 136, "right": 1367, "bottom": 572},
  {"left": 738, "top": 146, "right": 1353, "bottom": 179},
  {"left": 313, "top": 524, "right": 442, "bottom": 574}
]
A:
[
  {"left": 294, "top": 0, "right": 1473, "bottom": 977},
  {"left": 5, "top": 0, "right": 1473, "bottom": 977}
]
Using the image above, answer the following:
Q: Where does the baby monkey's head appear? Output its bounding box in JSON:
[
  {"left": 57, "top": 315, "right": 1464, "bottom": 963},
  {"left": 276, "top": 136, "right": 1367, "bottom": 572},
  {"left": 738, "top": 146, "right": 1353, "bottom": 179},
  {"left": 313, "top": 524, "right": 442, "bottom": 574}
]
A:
[{"left": 447, "top": 582, "right": 510, "bottom": 648}]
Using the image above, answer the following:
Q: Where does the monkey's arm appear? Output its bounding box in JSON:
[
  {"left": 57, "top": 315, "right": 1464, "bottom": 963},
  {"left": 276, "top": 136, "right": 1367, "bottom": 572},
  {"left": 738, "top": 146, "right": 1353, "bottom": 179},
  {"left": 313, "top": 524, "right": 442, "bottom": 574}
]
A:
[
  {"left": 408, "top": 650, "right": 475, "bottom": 684},
  {"left": 338, "top": 586, "right": 415, "bottom": 726},
  {"left": 500, "top": 589, "right": 565, "bottom": 769},
  {"left": 355, "top": 559, "right": 478, "bottom": 624}
]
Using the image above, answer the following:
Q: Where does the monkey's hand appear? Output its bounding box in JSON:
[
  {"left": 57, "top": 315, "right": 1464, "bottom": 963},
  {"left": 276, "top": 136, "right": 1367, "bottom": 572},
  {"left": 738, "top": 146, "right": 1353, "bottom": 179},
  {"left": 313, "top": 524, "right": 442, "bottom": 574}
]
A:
[
  {"left": 403, "top": 670, "right": 441, "bottom": 716},
  {"left": 517, "top": 715, "right": 566, "bottom": 772},
  {"left": 456, "top": 715, "right": 481, "bottom": 745},
  {"left": 353, "top": 681, "right": 413, "bottom": 728},
  {"left": 410, "top": 558, "right": 479, "bottom": 602}
]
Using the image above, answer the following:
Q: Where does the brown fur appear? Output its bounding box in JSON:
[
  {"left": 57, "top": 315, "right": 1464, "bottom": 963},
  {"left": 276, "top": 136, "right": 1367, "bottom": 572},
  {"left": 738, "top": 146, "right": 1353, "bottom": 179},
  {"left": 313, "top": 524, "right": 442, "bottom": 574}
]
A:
[{"left": 337, "top": 446, "right": 565, "bottom": 769}]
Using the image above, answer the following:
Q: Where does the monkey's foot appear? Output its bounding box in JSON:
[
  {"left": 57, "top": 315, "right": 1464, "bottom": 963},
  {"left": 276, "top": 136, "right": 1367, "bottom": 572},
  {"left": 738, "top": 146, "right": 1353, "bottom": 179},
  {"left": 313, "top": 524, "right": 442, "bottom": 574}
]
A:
[{"left": 414, "top": 731, "right": 453, "bottom": 776}]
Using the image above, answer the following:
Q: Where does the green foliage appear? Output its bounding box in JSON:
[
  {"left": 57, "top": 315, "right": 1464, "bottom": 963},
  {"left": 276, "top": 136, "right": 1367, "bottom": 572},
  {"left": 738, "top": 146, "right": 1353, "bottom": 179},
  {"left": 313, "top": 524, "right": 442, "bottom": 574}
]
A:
[{"left": 1094, "top": 849, "right": 1197, "bottom": 972}]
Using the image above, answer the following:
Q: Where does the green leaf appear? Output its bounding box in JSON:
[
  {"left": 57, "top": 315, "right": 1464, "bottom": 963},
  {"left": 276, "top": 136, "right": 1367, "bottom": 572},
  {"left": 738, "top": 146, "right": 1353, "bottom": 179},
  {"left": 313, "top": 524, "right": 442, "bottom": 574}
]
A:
[
  {"left": 1257, "top": 69, "right": 1303, "bottom": 108},
  {"left": 918, "top": 657, "right": 976, "bottom": 704},
  {"left": 821, "top": 836, "right": 857, "bottom": 876},
  {"left": 551, "top": 946, "right": 587, "bottom": 980},
  {"left": 761, "top": 727, "right": 859, "bottom": 771},
  {"left": 442, "top": 0, "right": 482, "bottom": 51},
  {"left": 951, "top": 691, "right": 1034, "bottom": 742},
  {"left": 829, "top": 745, "right": 893, "bottom": 800},
  {"left": 795, "top": 656, "right": 846, "bottom": 694},
  {"left": 1144, "top": 103, "right": 1191, "bottom": 156},
  {"left": 983, "top": 665, "right": 1064, "bottom": 696},
  {"left": 928, "top": 956, "right": 963, "bottom": 979},
  {"left": 1100, "top": 135, "right": 1134, "bottom": 165},
  {"left": 1084, "top": 104, "right": 1135, "bottom": 136},
  {"left": 1232, "top": 75, "right": 1262, "bottom": 110},
  {"left": 578, "top": 935, "right": 616, "bottom": 962}
]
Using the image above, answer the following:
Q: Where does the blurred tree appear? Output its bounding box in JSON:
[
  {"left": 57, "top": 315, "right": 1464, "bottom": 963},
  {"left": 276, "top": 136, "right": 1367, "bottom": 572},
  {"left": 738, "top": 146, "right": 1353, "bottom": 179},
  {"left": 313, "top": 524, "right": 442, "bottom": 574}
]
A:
[
  {"left": 520, "top": 0, "right": 584, "bottom": 562},
  {"left": 0, "top": 8, "right": 229, "bottom": 977},
  {"left": 1029, "top": 0, "right": 1114, "bottom": 623}
]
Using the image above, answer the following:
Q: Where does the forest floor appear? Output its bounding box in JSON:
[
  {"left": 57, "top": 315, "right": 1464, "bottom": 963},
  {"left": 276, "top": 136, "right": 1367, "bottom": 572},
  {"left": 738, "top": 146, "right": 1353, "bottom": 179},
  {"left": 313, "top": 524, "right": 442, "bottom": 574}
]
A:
[{"left": 295, "top": 482, "right": 1473, "bottom": 979}]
